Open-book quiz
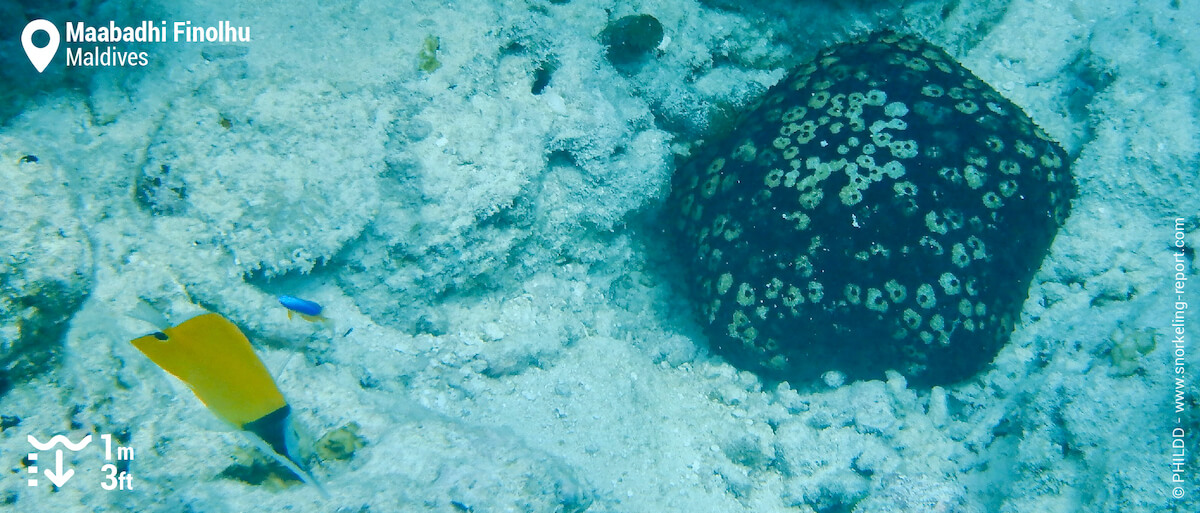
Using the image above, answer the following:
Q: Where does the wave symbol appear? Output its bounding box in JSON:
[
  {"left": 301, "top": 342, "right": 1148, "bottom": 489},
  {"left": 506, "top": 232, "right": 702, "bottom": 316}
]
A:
[{"left": 27, "top": 434, "right": 92, "bottom": 451}]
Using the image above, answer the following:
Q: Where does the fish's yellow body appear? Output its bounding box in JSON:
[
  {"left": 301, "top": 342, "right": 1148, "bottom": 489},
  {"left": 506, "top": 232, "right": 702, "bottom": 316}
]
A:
[
  {"left": 131, "top": 313, "right": 286, "bottom": 428},
  {"left": 130, "top": 312, "right": 329, "bottom": 497}
]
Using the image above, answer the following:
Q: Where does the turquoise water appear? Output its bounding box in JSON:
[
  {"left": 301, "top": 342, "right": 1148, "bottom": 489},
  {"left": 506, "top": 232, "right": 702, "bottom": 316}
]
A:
[{"left": 0, "top": 1, "right": 1197, "bottom": 512}]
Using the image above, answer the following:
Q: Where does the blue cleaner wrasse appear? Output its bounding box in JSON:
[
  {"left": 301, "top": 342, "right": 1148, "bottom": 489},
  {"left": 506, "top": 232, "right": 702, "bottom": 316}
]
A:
[
  {"left": 278, "top": 295, "right": 328, "bottom": 323},
  {"left": 130, "top": 313, "right": 329, "bottom": 497}
]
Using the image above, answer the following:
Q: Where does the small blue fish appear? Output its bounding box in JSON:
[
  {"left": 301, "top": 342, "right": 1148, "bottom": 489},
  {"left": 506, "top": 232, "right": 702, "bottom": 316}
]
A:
[{"left": 279, "top": 295, "right": 327, "bottom": 322}]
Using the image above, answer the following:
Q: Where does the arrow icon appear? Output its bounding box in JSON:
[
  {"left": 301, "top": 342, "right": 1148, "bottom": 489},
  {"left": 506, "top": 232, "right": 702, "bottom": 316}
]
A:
[{"left": 43, "top": 450, "right": 74, "bottom": 488}]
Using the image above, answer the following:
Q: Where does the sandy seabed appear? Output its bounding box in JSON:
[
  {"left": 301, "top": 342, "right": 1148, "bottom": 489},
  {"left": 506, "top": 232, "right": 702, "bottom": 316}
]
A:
[{"left": 1, "top": 1, "right": 1197, "bottom": 512}]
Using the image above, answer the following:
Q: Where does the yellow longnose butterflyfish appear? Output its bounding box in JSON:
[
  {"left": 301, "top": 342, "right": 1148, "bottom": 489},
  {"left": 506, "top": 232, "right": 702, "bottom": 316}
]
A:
[{"left": 130, "top": 312, "right": 328, "bottom": 497}]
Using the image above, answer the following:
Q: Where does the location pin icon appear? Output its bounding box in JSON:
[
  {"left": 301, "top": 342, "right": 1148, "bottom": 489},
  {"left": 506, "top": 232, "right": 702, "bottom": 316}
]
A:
[{"left": 22, "top": 19, "right": 60, "bottom": 73}]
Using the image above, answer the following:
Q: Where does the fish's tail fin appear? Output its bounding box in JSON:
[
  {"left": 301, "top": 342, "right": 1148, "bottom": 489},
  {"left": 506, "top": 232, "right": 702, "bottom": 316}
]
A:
[
  {"left": 243, "top": 430, "right": 331, "bottom": 498},
  {"left": 242, "top": 405, "right": 330, "bottom": 498}
]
